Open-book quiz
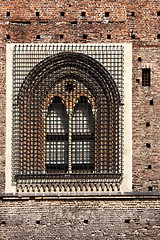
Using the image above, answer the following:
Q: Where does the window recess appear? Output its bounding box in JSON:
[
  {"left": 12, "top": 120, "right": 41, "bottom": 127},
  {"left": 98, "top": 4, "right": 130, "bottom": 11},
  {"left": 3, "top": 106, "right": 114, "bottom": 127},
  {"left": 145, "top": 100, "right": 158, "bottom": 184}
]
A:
[
  {"left": 142, "top": 68, "right": 150, "bottom": 86},
  {"left": 6, "top": 43, "right": 132, "bottom": 194}
]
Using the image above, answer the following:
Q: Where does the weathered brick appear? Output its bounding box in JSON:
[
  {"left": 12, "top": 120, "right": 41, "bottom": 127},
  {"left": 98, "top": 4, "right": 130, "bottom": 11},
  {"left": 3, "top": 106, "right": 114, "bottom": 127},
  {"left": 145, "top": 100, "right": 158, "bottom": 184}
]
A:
[{"left": 0, "top": 0, "right": 159, "bottom": 238}]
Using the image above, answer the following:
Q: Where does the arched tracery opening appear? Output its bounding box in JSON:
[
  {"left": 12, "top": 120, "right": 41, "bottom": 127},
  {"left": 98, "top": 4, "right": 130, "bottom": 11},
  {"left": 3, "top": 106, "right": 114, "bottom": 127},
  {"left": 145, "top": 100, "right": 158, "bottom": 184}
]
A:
[
  {"left": 45, "top": 96, "right": 69, "bottom": 172},
  {"left": 72, "top": 96, "right": 95, "bottom": 172},
  {"left": 17, "top": 52, "right": 121, "bottom": 181}
]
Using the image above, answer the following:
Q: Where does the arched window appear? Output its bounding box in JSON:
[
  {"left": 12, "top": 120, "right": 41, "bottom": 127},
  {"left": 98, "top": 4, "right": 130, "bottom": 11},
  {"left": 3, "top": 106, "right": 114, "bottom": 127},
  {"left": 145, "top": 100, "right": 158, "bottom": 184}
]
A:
[
  {"left": 72, "top": 96, "right": 95, "bottom": 172},
  {"left": 45, "top": 96, "right": 68, "bottom": 172},
  {"left": 17, "top": 52, "right": 121, "bottom": 179},
  {"left": 45, "top": 94, "right": 95, "bottom": 173},
  {"left": 9, "top": 45, "right": 132, "bottom": 194}
]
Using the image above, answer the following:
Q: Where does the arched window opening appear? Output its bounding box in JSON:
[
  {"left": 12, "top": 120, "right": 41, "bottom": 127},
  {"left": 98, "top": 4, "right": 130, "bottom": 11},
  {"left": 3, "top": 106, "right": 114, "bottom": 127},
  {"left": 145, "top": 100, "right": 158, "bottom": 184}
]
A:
[
  {"left": 17, "top": 52, "right": 121, "bottom": 178},
  {"left": 14, "top": 49, "right": 126, "bottom": 193},
  {"left": 45, "top": 95, "right": 95, "bottom": 174},
  {"left": 72, "top": 96, "right": 95, "bottom": 172},
  {"left": 45, "top": 96, "right": 68, "bottom": 172}
]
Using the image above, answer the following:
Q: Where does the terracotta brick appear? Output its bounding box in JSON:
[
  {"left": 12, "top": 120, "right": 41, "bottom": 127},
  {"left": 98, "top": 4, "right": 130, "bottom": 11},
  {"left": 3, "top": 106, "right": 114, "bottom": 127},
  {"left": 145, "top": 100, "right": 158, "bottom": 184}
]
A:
[{"left": 0, "top": 0, "right": 159, "bottom": 238}]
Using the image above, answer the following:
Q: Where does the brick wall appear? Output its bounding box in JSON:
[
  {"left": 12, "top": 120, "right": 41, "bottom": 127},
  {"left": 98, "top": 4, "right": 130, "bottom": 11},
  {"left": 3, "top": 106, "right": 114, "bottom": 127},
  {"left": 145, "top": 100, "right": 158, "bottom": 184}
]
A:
[
  {"left": 132, "top": 47, "right": 160, "bottom": 192},
  {"left": 0, "top": 0, "right": 159, "bottom": 193},
  {"left": 0, "top": 197, "right": 160, "bottom": 240},
  {"left": 0, "top": 1, "right": 159, "bottom": 44},
  {"left": 0, "top": 0, "right": 159, "bottom": 238}
]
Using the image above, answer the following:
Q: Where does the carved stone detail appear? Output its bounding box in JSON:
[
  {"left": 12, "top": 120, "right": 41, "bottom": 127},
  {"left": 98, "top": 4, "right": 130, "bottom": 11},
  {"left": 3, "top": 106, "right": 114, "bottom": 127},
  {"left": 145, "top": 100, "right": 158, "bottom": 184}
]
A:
[{"left": 17, "top": 180, "right": 120, "bottom": 193}]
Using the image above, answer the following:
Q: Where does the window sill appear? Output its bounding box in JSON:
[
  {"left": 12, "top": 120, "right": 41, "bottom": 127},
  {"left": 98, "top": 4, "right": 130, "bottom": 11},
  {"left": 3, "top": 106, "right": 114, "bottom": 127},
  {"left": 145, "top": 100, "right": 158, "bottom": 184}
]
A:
[{"left": 15, "top": 174, "right": 122, "bottom": 193}]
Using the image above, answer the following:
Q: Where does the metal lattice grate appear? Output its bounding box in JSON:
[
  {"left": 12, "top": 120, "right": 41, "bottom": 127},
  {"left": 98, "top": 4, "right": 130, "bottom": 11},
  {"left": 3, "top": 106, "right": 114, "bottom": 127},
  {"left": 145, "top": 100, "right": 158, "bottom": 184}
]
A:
[
  {"left": 142, "top": 68, "right": 151, "bottom": 86},
  {"left": 12, "top": 44, "right": 124, "bottom": 188}
]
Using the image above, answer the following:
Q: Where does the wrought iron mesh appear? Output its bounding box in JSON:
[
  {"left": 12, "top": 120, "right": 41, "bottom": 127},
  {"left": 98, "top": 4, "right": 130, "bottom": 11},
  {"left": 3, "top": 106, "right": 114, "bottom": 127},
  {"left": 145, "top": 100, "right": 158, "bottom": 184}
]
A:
[
  {"left": 142, "top": 68, "right": 150, "bottom": 86},
  {"left": 12, "top": 44, "right": 124, "bottom": 187}
]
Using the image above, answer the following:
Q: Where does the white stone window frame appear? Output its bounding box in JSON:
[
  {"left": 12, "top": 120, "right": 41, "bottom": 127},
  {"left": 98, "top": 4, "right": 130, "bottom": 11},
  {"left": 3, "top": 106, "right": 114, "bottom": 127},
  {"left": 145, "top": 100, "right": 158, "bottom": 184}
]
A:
[{"left": 5, "top": 43, "right": 132, "bottom": 194}]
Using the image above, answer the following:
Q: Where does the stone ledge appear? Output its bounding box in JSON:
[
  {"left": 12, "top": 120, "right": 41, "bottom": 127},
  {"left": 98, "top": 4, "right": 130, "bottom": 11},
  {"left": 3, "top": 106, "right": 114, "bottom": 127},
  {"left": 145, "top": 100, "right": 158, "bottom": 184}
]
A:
[{"left": 0, "top": 192, "right": 160, "bottom": 201}]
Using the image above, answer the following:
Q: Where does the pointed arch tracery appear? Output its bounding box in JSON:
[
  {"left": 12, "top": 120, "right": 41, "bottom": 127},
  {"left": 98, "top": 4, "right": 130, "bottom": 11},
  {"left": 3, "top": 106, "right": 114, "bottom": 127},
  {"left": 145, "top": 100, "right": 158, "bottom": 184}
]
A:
[{"left": 17, "top": 52, "right": 121, "bottom": 179}]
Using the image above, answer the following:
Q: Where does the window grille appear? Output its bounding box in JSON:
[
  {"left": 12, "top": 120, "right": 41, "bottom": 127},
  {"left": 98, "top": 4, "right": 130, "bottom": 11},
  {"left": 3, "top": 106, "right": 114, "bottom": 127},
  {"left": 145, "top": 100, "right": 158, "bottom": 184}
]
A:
[
  {"left": 11, "top": 44, "right": 124, "bottom": 192},
  {"left": 142, "top": 68, "right": 151, "bottom": 86}
]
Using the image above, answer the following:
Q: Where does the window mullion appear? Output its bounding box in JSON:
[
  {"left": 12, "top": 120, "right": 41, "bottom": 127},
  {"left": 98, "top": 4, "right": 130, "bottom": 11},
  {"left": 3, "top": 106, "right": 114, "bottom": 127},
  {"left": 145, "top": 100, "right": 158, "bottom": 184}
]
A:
[{"left": 68, "top": 110, "right": 72, "bottom": 173}]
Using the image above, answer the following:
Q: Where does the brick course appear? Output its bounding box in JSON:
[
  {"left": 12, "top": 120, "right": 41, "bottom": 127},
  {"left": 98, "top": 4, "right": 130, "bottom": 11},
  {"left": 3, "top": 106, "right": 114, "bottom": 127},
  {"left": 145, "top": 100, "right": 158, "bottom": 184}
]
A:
[
  {"left": 0, "top": 197, "right": 160, "bottom": 240},
  {"left": 0, "top": 0, "right": 159, "bottom": 238},
  {"left": 0, "top": 0, "right": 159, "bottom": 192}
]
